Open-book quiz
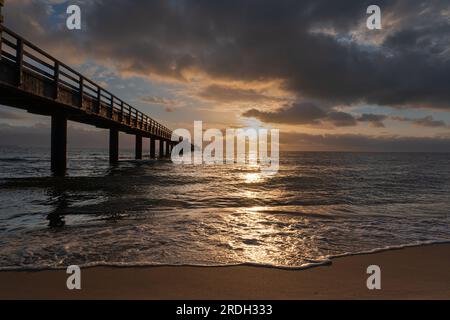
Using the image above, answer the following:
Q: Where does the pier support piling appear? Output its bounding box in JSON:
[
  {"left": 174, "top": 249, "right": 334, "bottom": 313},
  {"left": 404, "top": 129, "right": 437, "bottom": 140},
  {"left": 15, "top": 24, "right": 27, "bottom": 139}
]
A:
[
  {"left": 109, "top": 128, "right": 119, "bottom": 163},
  {"left": 165, "top": 140, "right": 170, "bottom": 158},
  {"left": 150, "top": 137, "right": 156, "bottom": 159},
  {"left": 51, "top": 113, "right": 67, "bottom": 176},
  {"left": 135, "top": 134, "right": 142, "bottom": 160},
  {"left": 159, "top": 139, "right": 164, "bottom": 158}
]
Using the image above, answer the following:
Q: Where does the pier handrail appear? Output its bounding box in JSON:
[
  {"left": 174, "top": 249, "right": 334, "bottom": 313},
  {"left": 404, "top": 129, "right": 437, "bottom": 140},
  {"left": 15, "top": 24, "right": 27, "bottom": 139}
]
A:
[{"left": 0, "top": 25, "right": 172, "bottom": 139}]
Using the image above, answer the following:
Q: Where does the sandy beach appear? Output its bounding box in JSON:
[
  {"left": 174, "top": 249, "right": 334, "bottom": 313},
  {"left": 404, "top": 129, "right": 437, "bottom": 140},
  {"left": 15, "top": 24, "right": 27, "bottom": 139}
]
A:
[{"left": 0, "top": 244, "right": 449, "bottom": 300}]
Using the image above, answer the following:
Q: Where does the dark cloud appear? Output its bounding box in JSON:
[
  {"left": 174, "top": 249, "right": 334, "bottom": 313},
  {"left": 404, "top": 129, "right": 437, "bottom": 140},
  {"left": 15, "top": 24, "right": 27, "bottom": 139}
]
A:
[
  {"left": 357, "top": 114, "right": 388, "bottom": 128},
  {"left": 413, "top": 116, "right": 447, "bottom": 128},
  {"left": 243, "top": 102, "right": 327, "bottom": 125},
  {"left": 392, "top": 115, "right": 447, "bottom": 128},
  {"left": 141, "top": 96, "right": 177, "bottom": 106},
  {"left": 198, "top": 85, "right": 280, "bottom": 103},
  {"left": 5, "top": 0, "right": 450, "bottom": 110},
  {"left": 282, "top": 132, "right": 450, "bottom": 152},
  {"left": 326, "top": 111, "right": 357, "bottom": 127},
  {"left": 243, "top": 102, "right": 359, "bottom": 127},
  {"left": 243, "top": 104, "right": 449, "bottom": 129},
  {"left": 141, "top": 97, "right": 177, "bottom": 112}
]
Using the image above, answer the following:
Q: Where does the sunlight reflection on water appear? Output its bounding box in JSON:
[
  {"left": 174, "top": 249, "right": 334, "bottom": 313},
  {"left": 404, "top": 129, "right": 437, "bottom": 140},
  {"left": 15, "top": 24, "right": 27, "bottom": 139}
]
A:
[{"left": 0, "top": 148, "right": 449, "bottom": 269}]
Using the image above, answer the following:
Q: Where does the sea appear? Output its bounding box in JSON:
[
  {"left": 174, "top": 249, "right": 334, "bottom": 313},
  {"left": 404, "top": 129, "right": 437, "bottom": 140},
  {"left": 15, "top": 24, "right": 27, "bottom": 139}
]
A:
[{"left": 0, "top": 146, "right": 449, "bottom": 270}]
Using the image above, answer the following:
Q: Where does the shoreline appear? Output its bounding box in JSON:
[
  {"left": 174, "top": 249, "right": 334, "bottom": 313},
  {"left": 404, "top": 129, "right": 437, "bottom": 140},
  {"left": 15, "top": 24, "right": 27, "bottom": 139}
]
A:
[
  {"left": 2, "top": 240, "right": 448, "bottom": 272},
  {"left": 0, "top": 243, "right": 449, "bottom": 299}
]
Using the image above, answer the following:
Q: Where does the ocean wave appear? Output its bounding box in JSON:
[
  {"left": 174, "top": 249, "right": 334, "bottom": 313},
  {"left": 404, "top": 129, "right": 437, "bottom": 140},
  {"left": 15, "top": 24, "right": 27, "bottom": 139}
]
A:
[
  {"left": 0, "top": 151, "right": 449, "bottom": 273},
  {"left": 1, "top": 240, "right": 449, "bottom": 272}
]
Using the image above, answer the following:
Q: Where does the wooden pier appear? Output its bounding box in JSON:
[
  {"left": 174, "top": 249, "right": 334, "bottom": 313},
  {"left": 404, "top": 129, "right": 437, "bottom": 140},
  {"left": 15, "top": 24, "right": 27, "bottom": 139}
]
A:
[{"left": 0, "top": 25, "right": 175, "bottom": 175}]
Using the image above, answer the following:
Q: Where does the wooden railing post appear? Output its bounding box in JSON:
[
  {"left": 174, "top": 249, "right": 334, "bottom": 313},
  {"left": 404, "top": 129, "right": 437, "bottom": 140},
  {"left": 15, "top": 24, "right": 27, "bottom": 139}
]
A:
[
  {"left": 120, "top": 101, "right": 124, "bottom": 123},
  {"left": 0, "top": 0, "right": 4, "bottom": 61},
  {"left": 16, "top": 38, "right": 24, "bottom": 87},
  {"left": 110, "top": 95, "right": 114, "bottom": 119},
  {"left": 54, "top": 61, "right": 60, "bottom": 100},
  {"left": 0, "top": 0, "right": 4, "bottom": 24},
  {"left": 79, "top": 76, "right": 84, "bottom": 109},
  {"left": 97, "top": 87, "right": 101, "bottom": 114}
]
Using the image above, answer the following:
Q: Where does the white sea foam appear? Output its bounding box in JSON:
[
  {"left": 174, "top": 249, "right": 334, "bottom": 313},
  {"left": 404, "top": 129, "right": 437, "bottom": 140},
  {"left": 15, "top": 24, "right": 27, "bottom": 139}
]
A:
[{"left": 1, "top": 240, "right": 449, "bottom": 271}]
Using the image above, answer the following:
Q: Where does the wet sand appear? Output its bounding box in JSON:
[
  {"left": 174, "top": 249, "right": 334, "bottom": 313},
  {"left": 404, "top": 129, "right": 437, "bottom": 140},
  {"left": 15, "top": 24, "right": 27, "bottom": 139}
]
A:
[{"left": 0, "top": 244, "right": 449, "bottom": 300}]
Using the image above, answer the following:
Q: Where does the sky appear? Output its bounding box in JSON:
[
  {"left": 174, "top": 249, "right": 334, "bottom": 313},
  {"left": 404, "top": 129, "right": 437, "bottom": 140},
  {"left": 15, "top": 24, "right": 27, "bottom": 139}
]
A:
[{"left": 1, "top": 0, "right": 450, "bottom": 151}]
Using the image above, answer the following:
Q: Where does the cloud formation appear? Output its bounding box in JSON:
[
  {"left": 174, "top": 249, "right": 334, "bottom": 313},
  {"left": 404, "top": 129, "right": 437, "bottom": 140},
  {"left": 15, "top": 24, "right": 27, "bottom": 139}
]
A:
[
  {"left": 1, "top": 123, "right": 449, "bottom": 152},
  {"left": 282, "top": 132, "right": 450, "bottom": 152},
  {"left": 243, "top": 104, "right": 448, "bottom": 128},
  {"left": 357, "top": 114, "right": 388, "bottom": 128},
  {"left": 5, "top": 0, "right": 450, "bottom": 110},
  {"left": 2, "top": 0, "right": 450, "bottom": 152},
  {"left": 197, "top": 85, "right": 281, "bottom": 103},
  {"left": 243, "top": 103, "right": 361, "bottom": 127},
  {"left": 392, "top": 115, "right": 447, "bottom": 128},
  {"left": 243, "top": 102, "right": 326, "bottom": 125}
]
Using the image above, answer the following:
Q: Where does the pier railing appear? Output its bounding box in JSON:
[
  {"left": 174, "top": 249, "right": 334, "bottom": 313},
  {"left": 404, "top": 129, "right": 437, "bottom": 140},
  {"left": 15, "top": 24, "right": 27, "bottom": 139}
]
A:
[{"left": 0, "top": 25, "right": 172, "bottom": 140}]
